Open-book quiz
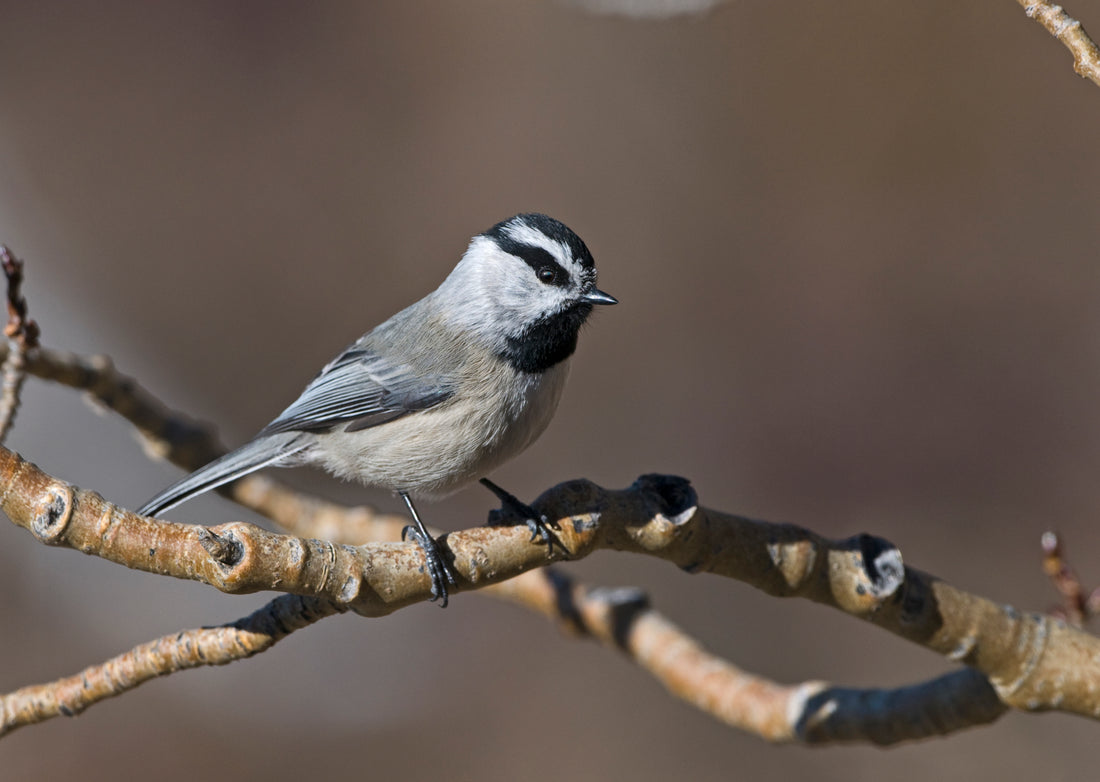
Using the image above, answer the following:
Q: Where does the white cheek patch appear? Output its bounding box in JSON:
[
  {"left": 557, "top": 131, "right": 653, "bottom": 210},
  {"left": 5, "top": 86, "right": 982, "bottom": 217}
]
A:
[
  {"left": 441, "top": 220, "right": 594, "bottom": 348},
  {"left": 510, "top": 274, "right": 570, "bottom": 323}
]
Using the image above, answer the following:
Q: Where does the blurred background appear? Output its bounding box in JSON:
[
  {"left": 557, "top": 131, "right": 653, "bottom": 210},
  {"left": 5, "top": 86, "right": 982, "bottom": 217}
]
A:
[{"left": 2, "top": 1, "right": 1099, "bottom": 778}]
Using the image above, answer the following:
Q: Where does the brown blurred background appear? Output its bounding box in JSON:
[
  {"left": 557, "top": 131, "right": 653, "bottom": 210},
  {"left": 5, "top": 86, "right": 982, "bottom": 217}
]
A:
[{"left": 2, "top": 1, "right": 1099, "bottom": 778}]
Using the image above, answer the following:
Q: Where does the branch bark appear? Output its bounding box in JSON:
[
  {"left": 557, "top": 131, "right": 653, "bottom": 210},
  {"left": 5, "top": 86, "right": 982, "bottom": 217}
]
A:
[
  {"left": 0, "top": 595, "right": 344, "bottom": 736},
  {"left": 0, "top": 247, "right": 39, "bottom": 442},
  {"left": 3, "top": 433, "right": 1098, "bottom": 724},
  {"left": 1019, "top": 0, "right": 1100, "bottom": 87}
]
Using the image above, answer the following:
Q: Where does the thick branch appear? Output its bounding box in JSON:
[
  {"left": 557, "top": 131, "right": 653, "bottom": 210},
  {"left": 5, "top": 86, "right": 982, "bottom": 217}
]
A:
[{"left": 217, "top": 477, "right": 1015, "bottom": 743}]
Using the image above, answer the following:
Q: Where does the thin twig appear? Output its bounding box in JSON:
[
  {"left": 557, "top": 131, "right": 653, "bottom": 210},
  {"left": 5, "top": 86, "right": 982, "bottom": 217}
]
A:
[
  {"left": 1019, "top": 0, "right": 1100, "bottom": 87},
  {"left": 1040, "top": 531, "right": 1100, "bottom": 625},
  {"left": 0, "top": 247, "right": 39, "bottom": 443}
]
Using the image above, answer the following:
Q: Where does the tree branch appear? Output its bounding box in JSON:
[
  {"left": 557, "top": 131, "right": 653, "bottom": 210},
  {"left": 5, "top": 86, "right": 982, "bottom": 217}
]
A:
[
  {"left": 4, "top": 437, "right": 1099, "bottom": 725},
  {"left": 0, "top": 247, "right": 39, "bottom": 443},
  {"left": 0, "top": 595, "right": 344, "bottom": 737},
  {"left": 1019, "top": 0, "right": 1100, "bottom": 87},
  {"left": 487, "top": 568, "right": 1009, "bottom": 744},
  {"left": 1041, "top": 530, "right": 1100, "bottom": 625}
]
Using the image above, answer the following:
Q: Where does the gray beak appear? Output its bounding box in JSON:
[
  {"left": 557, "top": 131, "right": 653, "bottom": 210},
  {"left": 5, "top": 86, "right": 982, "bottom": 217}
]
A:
[{"left": 582, "top": 288, "right": 618, "bottom": 306}]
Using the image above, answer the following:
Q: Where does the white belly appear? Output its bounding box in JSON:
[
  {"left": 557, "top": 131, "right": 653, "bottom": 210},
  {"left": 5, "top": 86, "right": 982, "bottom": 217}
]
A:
[{"left": 312, "top": 361, "right": 570, "bottom": 498}]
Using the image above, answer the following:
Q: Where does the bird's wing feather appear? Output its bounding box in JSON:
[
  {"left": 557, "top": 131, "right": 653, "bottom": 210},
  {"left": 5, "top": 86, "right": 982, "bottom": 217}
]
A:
[
  {"left": 259, "top": 347, "right": 454, "bottom": 435},
  {"left": 137, "top": 433, "right": 308, "bottom": 517}
]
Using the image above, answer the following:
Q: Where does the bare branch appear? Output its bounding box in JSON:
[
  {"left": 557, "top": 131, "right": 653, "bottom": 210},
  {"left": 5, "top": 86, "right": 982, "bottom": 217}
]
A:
[
  {"left": 1040, "top": 531, "right": 1100, "bottom": 626},
  {"left": 0, "top": 248, "right": 39, "bottom": 442},
  {"left": 0, "top": 595, "right": 344, "bottom": 737},
  {"left": 4, "top": 441, "right": 1100, "bottom": 722},
  {"left": 9, "top": 346, "right": 224, "bottom": 469},
  {"left": 489, "top": 569, "right": 1008, "bottom": 744},
  {"left": 1019, "top": 1, "right": 1100, "bottom": 87},
  {"left": 232, "top": 480, "right": 1013, "bottom": 743}
]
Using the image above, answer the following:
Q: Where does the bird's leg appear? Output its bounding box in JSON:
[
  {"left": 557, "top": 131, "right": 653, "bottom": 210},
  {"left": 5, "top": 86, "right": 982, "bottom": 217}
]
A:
[
  {"left": 479, "top": 478, "right": 569, "bottom": 558},
  {"left": 399, "top": 491, "right": 457, "bottom": 607}
]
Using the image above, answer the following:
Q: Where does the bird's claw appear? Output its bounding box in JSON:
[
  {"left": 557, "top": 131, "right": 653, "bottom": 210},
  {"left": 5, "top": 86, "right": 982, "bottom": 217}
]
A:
[
  {"left": 402, "top": 524, "right": 458, "bottom": 607},
  {"left": 479, "top": 478, "right": 570, "bottom": 558}
]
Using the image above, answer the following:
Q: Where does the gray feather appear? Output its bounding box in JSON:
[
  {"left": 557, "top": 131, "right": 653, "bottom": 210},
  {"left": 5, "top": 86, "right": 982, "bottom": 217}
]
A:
[
  {"left": 137, "top": 433, "right": 308, "bottom": 517},
  {"left": 259, "top": 347, "right": 454, "bottom": 435}
]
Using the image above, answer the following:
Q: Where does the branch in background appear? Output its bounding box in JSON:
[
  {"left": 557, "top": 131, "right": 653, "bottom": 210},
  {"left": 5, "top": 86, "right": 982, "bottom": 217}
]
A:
[
  {"left": 489, "top": 569, "right": 1008, "bottom": 744},
  {"left": 0, "top": 595, "right": 344, "bottom": 737},
  {"left": 1041, "top": 531, "right": 1100, "bottom": 625},
  {"left": 13, "top": 346, "right": 225, "bottom": 470},
  {"left": 1019, "top": 0, "right": 1100, "bottom": 87},
  {"left": 0, "top": 247, "right": 39, "bottom": 443}
]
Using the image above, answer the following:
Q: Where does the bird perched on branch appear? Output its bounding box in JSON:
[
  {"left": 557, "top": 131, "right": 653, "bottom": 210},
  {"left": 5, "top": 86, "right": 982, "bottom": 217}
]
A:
[{"left": 137, "top": 213, "right": 616, "bottom": 605}]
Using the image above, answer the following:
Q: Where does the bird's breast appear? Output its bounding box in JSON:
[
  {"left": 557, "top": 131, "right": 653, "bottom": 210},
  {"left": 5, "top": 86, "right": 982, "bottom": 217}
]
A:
[{"left": 313, "top": 360, "right": 570, "bottom": 499}]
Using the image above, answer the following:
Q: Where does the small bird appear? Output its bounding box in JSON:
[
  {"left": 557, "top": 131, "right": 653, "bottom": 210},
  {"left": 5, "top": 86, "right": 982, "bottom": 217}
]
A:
[{"left": 137, "top": 213, "right": 616, "bottom": 605}]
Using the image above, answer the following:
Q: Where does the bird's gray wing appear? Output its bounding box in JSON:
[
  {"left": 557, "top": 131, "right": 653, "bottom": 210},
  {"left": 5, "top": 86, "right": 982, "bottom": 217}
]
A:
[
  {"left": 137, "top": 347, "right": 453, "bottom": 517},
  {"left": 259, "top": 347, "right": 455, "bottom": 435}
]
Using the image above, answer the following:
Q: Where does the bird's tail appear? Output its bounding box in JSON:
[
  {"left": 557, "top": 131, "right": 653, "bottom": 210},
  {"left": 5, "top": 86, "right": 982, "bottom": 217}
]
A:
[{"left": 137, "top": 433, "right": 309, "bottom": 517}]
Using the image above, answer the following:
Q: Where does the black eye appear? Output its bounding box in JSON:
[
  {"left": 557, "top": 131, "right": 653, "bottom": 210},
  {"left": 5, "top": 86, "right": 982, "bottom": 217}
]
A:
[{"left": 537, "top": 266, "right": 557, "bottom": 284}]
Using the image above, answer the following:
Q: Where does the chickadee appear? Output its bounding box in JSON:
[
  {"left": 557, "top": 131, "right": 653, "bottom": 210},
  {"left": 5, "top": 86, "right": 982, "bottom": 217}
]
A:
[{"left": 137, "top": 213, "right": 616, "bottom": 606}]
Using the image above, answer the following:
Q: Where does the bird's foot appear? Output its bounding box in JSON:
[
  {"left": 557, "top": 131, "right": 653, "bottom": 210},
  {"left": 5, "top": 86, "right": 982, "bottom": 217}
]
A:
[
  {"left": 480, "top": 478, "right": 569, "bottom": 558},
  {"left": 401, "top": 524, "right": 458, "bottom": 607}
]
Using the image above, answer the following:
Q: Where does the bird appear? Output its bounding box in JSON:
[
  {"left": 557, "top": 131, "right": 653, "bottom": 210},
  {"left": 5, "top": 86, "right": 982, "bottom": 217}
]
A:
[{"left": 137, "top": 213, "right": 616, "bottom": 606}]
